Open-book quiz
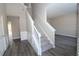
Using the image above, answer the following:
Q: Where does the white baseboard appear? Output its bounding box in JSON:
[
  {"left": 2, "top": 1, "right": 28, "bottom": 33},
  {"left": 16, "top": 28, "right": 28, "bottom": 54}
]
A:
[{"left": 56, "top": 33, "right": 77, "bottom": 38}]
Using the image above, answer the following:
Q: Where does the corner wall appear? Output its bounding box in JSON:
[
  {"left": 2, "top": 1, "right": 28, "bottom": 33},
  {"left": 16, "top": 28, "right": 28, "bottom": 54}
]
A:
[{"left": 48, "top": 13, "right": 77, "bottom": 38}]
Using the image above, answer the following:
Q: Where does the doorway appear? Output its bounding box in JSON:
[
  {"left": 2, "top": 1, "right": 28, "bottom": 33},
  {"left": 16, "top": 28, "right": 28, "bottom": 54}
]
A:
[{"left": 7, "top": 16, "right": 21, "bottom": 44}]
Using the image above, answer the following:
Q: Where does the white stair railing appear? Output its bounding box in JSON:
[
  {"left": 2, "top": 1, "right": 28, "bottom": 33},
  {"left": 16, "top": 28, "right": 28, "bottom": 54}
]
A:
[
  {"left": 35, "top": 20, "right": 56, "bottom": 48},
  {"left": 24, "top": 4, "right": 55, "bottom": 55},
  {"left": 32, "top": 25, "right": 41, "bottom": 55},
  {"left": 25, "top": 8, "right": 42, "bottom": 55}
]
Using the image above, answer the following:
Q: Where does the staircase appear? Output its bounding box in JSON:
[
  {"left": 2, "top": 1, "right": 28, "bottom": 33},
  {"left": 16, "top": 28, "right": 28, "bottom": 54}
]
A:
[
  {"left": 24, "top": 4, "right": 56, "bottom": 55},
  {"left": 34, "top": 22, "right": 55, "bottom": 52}
]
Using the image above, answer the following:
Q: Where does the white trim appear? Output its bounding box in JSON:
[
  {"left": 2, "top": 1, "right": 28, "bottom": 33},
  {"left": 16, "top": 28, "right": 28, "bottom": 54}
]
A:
[{"left": 56, "top": 33, "right": 77, "bottom": 38}]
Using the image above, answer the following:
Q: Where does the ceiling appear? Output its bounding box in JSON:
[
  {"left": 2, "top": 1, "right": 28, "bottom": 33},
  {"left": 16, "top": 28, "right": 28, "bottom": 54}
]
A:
[{"left": 47, "top": 3, "right": 77, "bottom": 19}]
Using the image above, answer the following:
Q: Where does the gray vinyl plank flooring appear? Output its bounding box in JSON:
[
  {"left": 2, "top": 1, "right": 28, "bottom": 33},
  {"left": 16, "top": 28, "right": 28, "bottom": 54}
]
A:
[{"left": 3, "top": 35, "right": 77, "bottom": 56}]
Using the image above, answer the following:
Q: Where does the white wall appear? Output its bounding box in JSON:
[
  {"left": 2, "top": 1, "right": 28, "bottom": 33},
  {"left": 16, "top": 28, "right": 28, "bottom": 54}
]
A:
[
  {"left": 7, "top": 16, "right": 20, "bottom": 40},
  {"left": 78, "top": 5, "right": 79, "bottom": 38},
  {"left": 48, "top": 13, "right": 77, "bottom": 37},
  {"left": 77, "top": 4, "right": 79, "bottom": 56},
  {"left": 0, "top": 4, "right": 9, "bottom": 55},
  {"left": 47, "top": 3, "right": 76, "bottom": 19},
  {"left": 78, "top": 17, "right": 79, "bottom": 56},
  {"left": 32, "top": 4, "right": 47, "bottom": 22},
  {"left": 6, "top": 3, "right": 28, "bottom": 40}
]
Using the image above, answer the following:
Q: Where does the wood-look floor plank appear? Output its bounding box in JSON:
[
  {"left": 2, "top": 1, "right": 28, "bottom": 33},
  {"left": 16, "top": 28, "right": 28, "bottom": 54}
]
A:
[{"left": 3, "top": 35, "right": 77, "bottom": 56}]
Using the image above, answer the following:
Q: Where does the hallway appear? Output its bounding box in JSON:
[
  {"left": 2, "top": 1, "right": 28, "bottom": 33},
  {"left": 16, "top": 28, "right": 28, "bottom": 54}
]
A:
[{"left": 3, "top": 35, "right": 77, "bottom": 56}]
